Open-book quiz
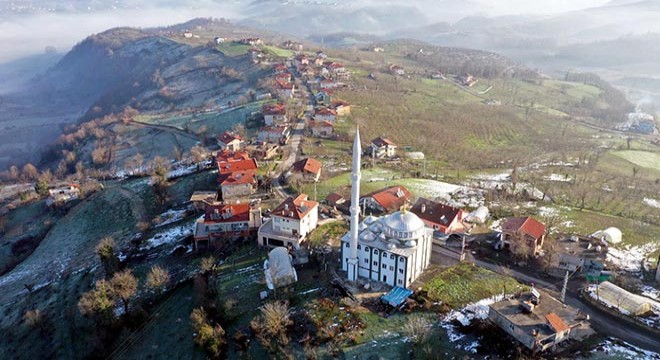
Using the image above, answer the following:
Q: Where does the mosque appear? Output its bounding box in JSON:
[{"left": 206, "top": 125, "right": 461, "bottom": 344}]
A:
[{"left": 340, "top": 128, "right": 433, "bottom": 288}]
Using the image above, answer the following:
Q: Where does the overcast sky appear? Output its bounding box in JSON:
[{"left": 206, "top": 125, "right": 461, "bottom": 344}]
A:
[{"left": 0, "top": 0, "right": 618, "bottom": 63}]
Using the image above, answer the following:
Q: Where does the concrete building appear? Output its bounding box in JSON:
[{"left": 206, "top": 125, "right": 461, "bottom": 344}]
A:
[
  {"left": 217, "top": 132, "right": 245, "bottom": 152},
  {"left": 500, "top": 216, "right": 546, "bottom": 256},
  {"left": 291, "top": 158, "right": 322, "bottom": 182},
  {"left": 360, "top": 185, "right": 411, "bottom": 214},
  {"left": 488, "top": 290, "right": 583, "bottom": 353},
  {"left": 410, "top": 197, "right": 466, "bottom": 234},
  {"left": 263, "top": 103, "right": 287, "bottom": 126},
  {"left": 257, "top": 194, "right": 319, "bottom": 249},
  {"left": 46, "top": 185, "right": 81, "bottom": 207},
  {"left": 370, "top": 136, "right": 397, "bottom": 159},
  {"left": 189, "top": 191, "right": 218, "bottom": 212},
  {"left": 193, "top": 202, "right": 262, "bottom": 249}
]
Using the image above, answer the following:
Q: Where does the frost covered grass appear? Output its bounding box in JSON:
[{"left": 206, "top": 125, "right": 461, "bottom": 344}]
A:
[
  {"left": 141, "top": 216, "right": 199, "bottom": 250},
  {"left": 440, "top": 294, "right": 510, "bottom": 351},
  {"left": 154, "top": 208, "right": 189, "bottom": 228}
]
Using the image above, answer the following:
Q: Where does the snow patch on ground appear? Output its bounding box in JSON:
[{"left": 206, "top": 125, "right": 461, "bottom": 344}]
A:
[
  {"left": 154, "top": 208, "right": 188, "bottom": 228},
  {"left": 545, "top": 173, "right": 571, "bottom": 182},
  {"left": 591, "top": 338, "right": 660, "bottom": 359},
  {"left": 538, "top": 206, "right": 559, "bottom": 217},
  {"left": 641, "top": 286, "right": 660, "bottom": 301},
  {"left": 440, "top": 294, "right": 509, "bottom": 353},
  {"left": 607, "top": 243, "right": 660, "bottom": 273},
  {"left": 643, "top": 198, "right": 660, "bottom": 209},
  {"left": 141, "top": 217, "right": 199, "bottom": 250}
]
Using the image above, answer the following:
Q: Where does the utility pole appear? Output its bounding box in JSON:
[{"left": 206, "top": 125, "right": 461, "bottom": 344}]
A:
[{"left": 560, "top": 270, "right": 569, "bottom": 303}]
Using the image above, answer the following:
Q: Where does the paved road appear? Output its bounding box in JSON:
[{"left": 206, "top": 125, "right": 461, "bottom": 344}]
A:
[{"left": 473, "top": 257, "right": 660, "bottom": 353}]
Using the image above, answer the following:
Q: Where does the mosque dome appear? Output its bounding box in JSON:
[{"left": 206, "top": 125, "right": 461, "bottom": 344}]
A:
[{"left": 381, "top": 210, "right": 425, "bottom": 240}]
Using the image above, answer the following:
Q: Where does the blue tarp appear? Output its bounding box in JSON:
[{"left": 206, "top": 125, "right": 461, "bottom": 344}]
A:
[{"left": 381, "top": 286, "right": 414, "bottom": 307}]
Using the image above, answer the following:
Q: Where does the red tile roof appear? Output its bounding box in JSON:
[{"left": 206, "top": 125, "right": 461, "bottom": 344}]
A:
[
  {"left": 260, "top": 125, "right": 289, "bottom": 135},
  {"left": 276, "top": 78, "right": 294, "bottom": 89},
  {"left": 309, "top": 120, "right": 334, "bottom": 128},
  {"left": 363, "top": 185, "right": 411, "bottom": 213},
  {"left": 217, "top": 131, "right": 242, "bottom": 144},
  {"left": 219, "top": 170, "right": 257, "bottom": 186},
  {"left": 272, "top": 194, "right": 319, "bottom": 220},
  {"left": 502, "top": 216, "right": 546, "bottom": 240},
  {"left": 293, "top": 158, "right": 322, "bottom": 177},
  {"left": 410, "top": 198, "right": 463, "bottom": 227},
  {"left": 315, "top": 107, "right": 337, "bottom": 116},
  {"left": 545, "top": 312, "right": 569, "bottom": 333},
  {"left": 216, "top": 151, "right": 258, "bottom": 175},
  {"left": 263, "top": 103, "right": 286, "bottom": 115},
  {"left": 371, "top": 136, "right": 396, "bottom": 147},
  {"left": 204, "top": 203, "right": 251, "bottom": 223},
  {"left": 326, "top": 193, "right": 345, "bottom": 206}
]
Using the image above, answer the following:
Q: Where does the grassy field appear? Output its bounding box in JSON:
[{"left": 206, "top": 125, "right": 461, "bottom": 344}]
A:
[
  {"left": 421, "top": 263, "right": 525, "bottom": 308},
  {"left": 307, "top": 221, "right": 348, "bottom": 248},
  {"left": 262, "top": 45, "right": 293, "bottom": 58},
  {"left": 610, "top": 150, "right": 660, "bottom": 171},
  {"left": 563, "top": 209, "right": 660, "bottom": 246},
  {"left": 216, "top": 42, "right": 252, "bottom": 57}
]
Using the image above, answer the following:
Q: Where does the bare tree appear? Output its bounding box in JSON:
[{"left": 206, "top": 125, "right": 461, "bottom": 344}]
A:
[
  {"left": 190, "top": 307, "right": 226, "bottom": 358},
  {"left": 78, "top": 279, "right": 114, "bottom": 317},
  {"left": 96, "top": 237, "right": 120, "bottom": 276},
  {"left": 22, "top": 163, "right": 39, "bottom": 181},
  {"left": 110, "top": 269, "right": 138, "bottom": 315},
  {"left": 250, "top": 301, "right": 293, "bottom": 351},
  {"left": 146, "top": 265, "right": 170, "bottom": 293},
  {"left": 402, "top": 315, "right": 432, "bottom": 344}
]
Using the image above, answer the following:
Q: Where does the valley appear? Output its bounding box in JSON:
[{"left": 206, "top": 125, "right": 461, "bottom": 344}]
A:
[{"left": 0, "top": 15, "right": 658, "bottom": 360}]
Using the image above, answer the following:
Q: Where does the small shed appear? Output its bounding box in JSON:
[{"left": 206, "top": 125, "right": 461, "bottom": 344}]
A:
[
  {"left": 264, "top": 247, "right": 298, "bottom": 290},
  {"left": 591, "top": 227, "right": 622, "bottom": 244},
  {"left": 381, "top": 286, "right": 414, "bottom": 307}
]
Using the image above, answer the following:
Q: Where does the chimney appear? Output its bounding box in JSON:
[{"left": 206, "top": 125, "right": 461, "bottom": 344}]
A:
[{"left": 421, "top": 204, "right": 426, "bottom": 213}]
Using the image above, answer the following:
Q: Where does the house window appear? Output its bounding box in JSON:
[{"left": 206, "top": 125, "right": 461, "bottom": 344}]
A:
[
  {"left": 365, "top": 246, "right": 370, "bottom": 252},
  {"left": 374, "top": 250, "right": 379, "bottom": 255},
  {"left": 373, "top": 261, "right": 377, "bottom": 266},
  {"left": 399, "top": 257, "right": 404, "bottom": 262},
  {"left": 390, "top": 254, "right": 395, "bottom": 260},
  {"left": 383, "top": 252, "right": 388, "bottom": 257},
  {"left": 397, "top": 279, "right": 403, "bottom": 285},
  {"left": 358, "top": 245, "right": 361, "bottom": 250},
  {"left": 364, "top": 259, "right": 368, "bottom": 264},
  {"left": 399, "top": 269, "right": 404, "bottom": 274},
  {"left": 389, "top": 266, "right": 394, "bottom": 271},
  {"left": 345, "top": 243, "right": 349, "bottom": 248},
  {"left": 382, "top": 264, "right": 386, "bottom": 269}
]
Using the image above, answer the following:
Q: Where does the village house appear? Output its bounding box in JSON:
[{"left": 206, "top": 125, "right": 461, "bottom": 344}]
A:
[
  {"left": 294, "top": 54, "right": 310, "bottom": 67},
  {"left": 314, "top": 107, "right": 336, "bottom": 122},
  {"left": 219, "top": 170, "right": 257, "bottom": 199},
  {"left": 257, "top": 194, "right": 319, "bottom": 249},
  {"left": 217, "top": 131, "right": 245, "bottom": 152},
  {"left": 410, "top": 198, "right": 466, "bottom": 234},
  {"left": 319, "top": 79, "right": 339, "bottom": 89},
  {"left": 275, "top": 72, "right": 292, "bottom": 83},
  {"left": 245, "top": 142, "right": 280, "bottom": 160},
  {"left": 193, "top": 201, "right": 263, "bottom": 249},
  {"left": 262, "top": 103, "right": 287, "bottom": 126},
  {"left": 273, "top": 63, "right": 288, "bottom": 74},
  {"left": 488, "top": 290, "right": 584, "bottom": 353},
  {"left": 389, "top": 64, "right": 405, "bottom": 76},
  {"left": 325, "top": 193, "right": 347, "bottom": 210},
  {"left": 239, "top": 37, "right": 263, "bottom": 46},
  {"left": 282, "top": 40, "right": 304, "bottom": 51},
  {"left": 292, "top": 157, "right": 322, "bottom": 182},
  {"left": 360, "top": 185, "right": 411, "bottom": 214},
  {"left": 183, "top": 32, "right": 193, "bottom": 38},
  {"left": 332, "top": 100, "right": 351, "bottom": 116},
  {"left": 214, "top": 37, "right": 226, "bottom": 44},
  {"left": 46, "top": 184, "right": 81, "bottom": 207},
  {"left": 257, "top": 125, "right": 291, "bottom": 144},
  {"left": 499, "top": 216, "right": 546, "bottom": 256},
  {"left": 459, "top": 74, "right": 478, "bottom": 87},
  {"left": 370, "top": 136, "right": 397, "bottom": 159},
  {"left": 315, "top": 92, "right": 332, "bottom": 106},
  {"left": 216, "top": 151, "right": 259, "bottom": 200},
  {"left": 373, "top": 47, "right": 385, "bottom": 52},
  {"left": 189, "top": 191, "right": 219, "bottom": 212},
  {"left": 309, "top": 120, "right": 334, "bottom": 138},
  {"left": 275, "top": 79, "right": 295, "bottom": 98}
]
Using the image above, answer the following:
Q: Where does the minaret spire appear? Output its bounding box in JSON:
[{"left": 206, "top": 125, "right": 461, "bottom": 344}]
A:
[{"left": 347, "top": 126, "right": 361, "bottom": 281}]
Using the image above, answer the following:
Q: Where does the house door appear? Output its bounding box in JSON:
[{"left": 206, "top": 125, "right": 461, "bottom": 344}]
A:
[{"left": 382, "top": 275, "right": 387, "bottom": 283}]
